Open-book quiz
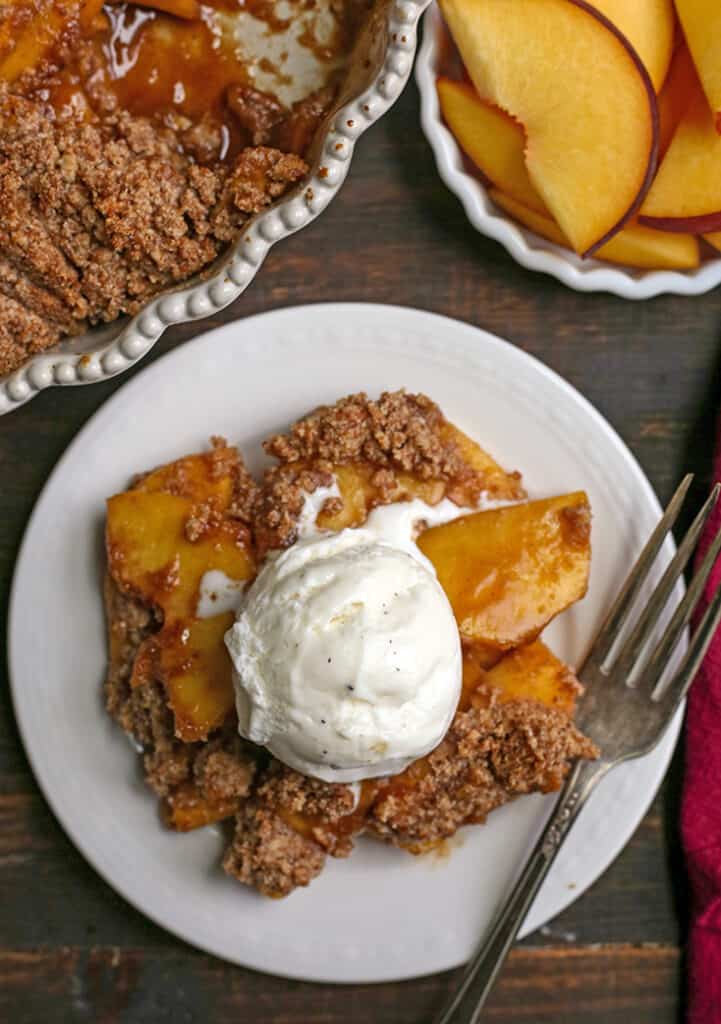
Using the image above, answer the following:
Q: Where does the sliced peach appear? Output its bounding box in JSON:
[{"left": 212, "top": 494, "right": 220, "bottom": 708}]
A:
[
  {"left": 462, "top": 640, "right": 583, "bottom": 717},
  {"left": 490, "top": 189, "right": 701, "bottom": 270},
  {"left": 437, "top": 77, "right": 548, "bottom": 214},
  {"left": 640, "top": 81, "right": 721, "bottom": 232},
  {"left": 589, "top": 0, "right": 674, "bottom": 91},
  {"left": 106, "top": 450, "right": 255, "bottom": 740},
  {"left": 675, "top": 0, "right": 721, "bottom": 132},
  {"left": 164, "top": 783, "right": 242, "bottom": 832},
  {"left": 418, "top": 492, "right": 591, "bottom": 659},
  {"left": 658, "top": 45, "right": 699, "bottom": 159},
  {"left": 156, "top": 613, "right": 238, "bottom": 741},
  {"left": 106, "top": 491, "right": 253, "bottom": 622},
  {"left": 310, "top": 423, "right": 525, "bottom": 535},
  {"left": 439, "top": 0, "right": 659, "bottom": 256},
  {"left": 0, "top": 3, "right": 67, "bottom": 81}
]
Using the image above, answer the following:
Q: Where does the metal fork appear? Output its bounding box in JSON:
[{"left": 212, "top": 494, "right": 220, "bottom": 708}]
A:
[{"left": 434, "top": 474, "right": 721, "bottom": 1024}]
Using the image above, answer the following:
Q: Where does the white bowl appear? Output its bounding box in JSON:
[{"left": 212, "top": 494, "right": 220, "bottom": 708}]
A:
[
  {"left": 0, "top": 0, "right": 432, "bottom": 416},
  {"left": 416, "top": 4, "right": 721, "bottom": 300}
]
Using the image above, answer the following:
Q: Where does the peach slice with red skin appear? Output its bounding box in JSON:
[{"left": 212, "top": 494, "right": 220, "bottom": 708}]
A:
[
  {"left": 490, "top": 189, "right": 700, "bottom": 271},
  {"left": 439, "top": 0, "right": 659, "bottom": 257},
  {"left": 675, "top": 0, "right": 721, "bottom": 133},
  {"left": 640, "top": 76, "right": 721, "bottom": 233},
  {"left": 434, "top": 72, "right": 698, "bottom": 270}
]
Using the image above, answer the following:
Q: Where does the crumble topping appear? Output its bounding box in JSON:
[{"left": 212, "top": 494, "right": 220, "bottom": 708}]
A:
[
  {"left": 256, "top": 761, "right": 359, "bottom": 857},
  {"left": 0, "top": 85, "right": 307, "bottom": 375},
  {"left": 223, "top": 801, "right": 327, "bottom": 898},
  {"left": 367, "top": 692, "right": 599, "bottom": 850},
  {"left": 193, "top": 734, "right": 257, "bottom": 802},
  {"left": 254, "top": 391, "right": 523, "bottom": 551},
  {"left": 264, "top": 391, "right": 468, "bottom": 478},
  {"left": 253, "top": 465, "right": 335, "bottom": 553}
]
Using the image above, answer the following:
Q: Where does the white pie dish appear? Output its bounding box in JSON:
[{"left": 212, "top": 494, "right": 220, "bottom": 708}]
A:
[
  {"left": 9, "top": 302, "right": 685, "bottom": 983},
  {"left": 416, "top": 3, "right": 721, "bottom": 301},
  {"left": 0, "top": 0, "right": 432, "bottom": 417}
]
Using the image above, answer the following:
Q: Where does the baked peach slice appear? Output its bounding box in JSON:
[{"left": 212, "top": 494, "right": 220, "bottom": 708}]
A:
[
  {"left": 417, "top": 492, "right": 591, "bottom": 662},
  {"left": 675, "top": 0, "right": 721, "bottom": 132},
  {"left": 589, "top": 0, "right": 674, "bottom": 92},
  {"left": 437, "top": 77, "right": 548, "bottom": 215},
  {"left": 490, "top": 189, "right": 700, "bottom": 271},
  {"left": 313, "top": 424, "right": 526, "bottom": 534},
  {"left": 165, "top": 782, "right": 243, "bottom": 832},
  {"left": 640, "top": 78, "right": 721, "bottom": 233},
  {"left": 106, "top": 450, "right": 255, "bottom": 740},
  {"left": 462, "top": 640, "right": 583, "bottom": 716},
  {"left": 439, "top": 0, "right": 659, "bottom": 256}
]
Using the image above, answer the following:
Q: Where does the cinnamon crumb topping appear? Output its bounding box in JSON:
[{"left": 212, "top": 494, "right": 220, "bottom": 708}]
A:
[{"left": 264, "top": 391, "right": 466, "bottom": 478}]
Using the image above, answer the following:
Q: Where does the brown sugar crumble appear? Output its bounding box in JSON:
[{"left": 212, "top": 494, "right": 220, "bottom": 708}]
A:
[
  {"left": 264, "top": 391, "right": 465, "bottom": 476},
  {"left": 255, "top": 390, "right": 525, "bottom": 551},
  {"left": 0, "top": 84, "right": 307, "bottom": 375},
  {"left": 0, "top": 0, "right": 375, "bottom": 376}
]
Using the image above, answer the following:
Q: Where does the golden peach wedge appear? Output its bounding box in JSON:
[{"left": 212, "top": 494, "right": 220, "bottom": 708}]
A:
[
  {"left": 589, "top": 0, "right": 674, "bottom": 92},
  {"left": 437, "top": 77, "right": 548, "bottom": 214},
  {"left": 490, "top": 189, "right": 700, "bottom": 271},
  {"left": 640, "top": 77, "right": 721, "bottom": 233},
  {"left": 675, "top": 0, "right": 721, "bottom": 132}
]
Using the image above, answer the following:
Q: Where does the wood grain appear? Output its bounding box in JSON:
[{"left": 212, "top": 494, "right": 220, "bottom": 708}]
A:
[
  {"left": 0, "top": 946, "right": 680, "bottom": 1023},
  {"left": 1, "top": 71, "right": 718, "bottom": 1022}
]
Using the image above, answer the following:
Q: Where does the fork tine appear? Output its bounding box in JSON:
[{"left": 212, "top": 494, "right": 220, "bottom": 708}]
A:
[
  {"left": 582, "top": 474, "right": 693, "bottom": 673},
  {"left": 612, "top": 483, "right": 720, "bottom": 681},
  {"left": 639, "top": 519, "right": 721, "bottom": 699},
  {"left": 653, "top": 575, "right": 721, "bottom": 716}
]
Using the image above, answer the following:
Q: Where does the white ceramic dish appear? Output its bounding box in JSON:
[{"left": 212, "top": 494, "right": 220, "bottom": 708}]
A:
[
  {"left": 9, "top": 303, "right": 684, "bottom": 983},
  {"left": 0, "top": 0, "right": 432, "bottom": 417},
  {"left": 416, "top": 4, "right": 721, "bottom": 301}
]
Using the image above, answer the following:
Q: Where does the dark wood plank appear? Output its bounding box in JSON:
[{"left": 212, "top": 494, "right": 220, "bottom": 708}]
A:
[
  {"left": 1, "top": 69, "right": 718, "bottom": 1022},
  {"left": 0, "top": 946, "right": 680, "bottom": 1024}
]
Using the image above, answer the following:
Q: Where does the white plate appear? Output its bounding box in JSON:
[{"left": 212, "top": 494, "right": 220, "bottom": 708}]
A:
[
  {"left": 416, "top": 4, "right": 721, "bottom": 300},
  {"left": 9, "top": 303, "right": 683, "bottom": 983}
]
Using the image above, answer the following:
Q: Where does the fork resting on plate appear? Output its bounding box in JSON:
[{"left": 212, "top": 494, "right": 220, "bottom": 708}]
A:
[{"left": 435, "top": 474, "right": 721, "bottom": 1024}]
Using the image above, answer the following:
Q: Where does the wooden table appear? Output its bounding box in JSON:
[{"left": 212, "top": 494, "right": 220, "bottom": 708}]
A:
[{"left": 1, "top": 71, "right": 717, "bottom": 1023}]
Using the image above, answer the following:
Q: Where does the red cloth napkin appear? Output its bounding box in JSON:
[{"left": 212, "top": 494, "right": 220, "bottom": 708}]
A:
[{"left": 681, "top": 460, "right": 721, "bottom": 1022}]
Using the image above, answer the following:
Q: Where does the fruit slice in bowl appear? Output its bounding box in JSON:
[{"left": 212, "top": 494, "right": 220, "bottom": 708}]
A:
[
  {"left": 438, "top": 0, "right": 659, "bottom": 257},
  {"left": 419, "top": 0, "right": 721, "bottom": 291},
  {"left": 436, "top": 77, "right": 549, "bottom": 215},
  {"left": 589, "top": 0, "right": 675, "bottom": 92},
  {"left": 437, "top": 75, "right": 700, "bottom": 271},
  {"left": 675, "top": 0, "right": 721, "bottom": 132},
  {"left": 490, "top": 192, "right": 700, "bottom": 271},
  {"left": 640, "top": 73, "right": 721, "bottom": 234}
]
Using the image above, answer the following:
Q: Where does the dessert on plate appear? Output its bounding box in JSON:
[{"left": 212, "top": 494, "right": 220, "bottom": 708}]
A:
[
  {"left": 0, "top": 0, "right": 373, "bottom": 375},
  {"left": 104, "top": 390, "right": 599, "bottom": 897}
]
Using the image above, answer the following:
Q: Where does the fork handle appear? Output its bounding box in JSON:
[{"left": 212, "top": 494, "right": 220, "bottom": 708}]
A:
[{"left": 433, "top": 758, "right": 606, "bottom": 1024}]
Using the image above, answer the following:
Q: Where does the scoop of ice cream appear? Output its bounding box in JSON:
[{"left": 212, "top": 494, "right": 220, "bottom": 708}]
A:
[{"left": 225, "top": 527, "right": 462, "bottom": 783}]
